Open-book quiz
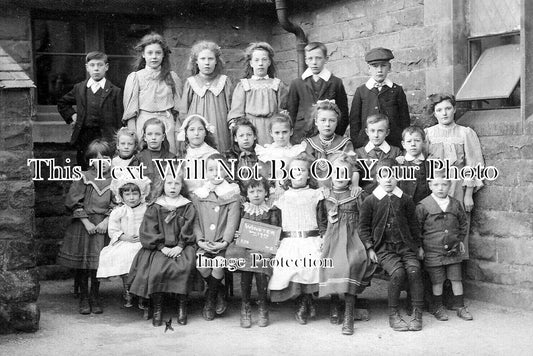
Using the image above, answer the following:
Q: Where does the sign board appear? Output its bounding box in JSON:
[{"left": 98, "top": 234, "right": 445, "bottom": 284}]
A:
[{"left": 236, "top": 218, "right": 281, "bottom": 254}]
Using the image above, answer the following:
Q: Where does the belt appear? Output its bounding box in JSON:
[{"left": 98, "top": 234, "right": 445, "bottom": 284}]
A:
[
  {"left": 280, "top": 230, "right": 320, "bottom": 238},
  {"left": 140, "top": 109, "right": 172, "bottom": 114}
]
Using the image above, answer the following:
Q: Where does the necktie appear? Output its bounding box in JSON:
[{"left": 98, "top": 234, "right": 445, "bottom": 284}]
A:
[
  {"left": 312, "top": 75, "right": 320, "bottom": 82},
  {"left": 91, "top": 81, "right": 101, "bottom": 94},
  {"left": 374, "top": 82, "right": 383, "bottom": 91},
  {"left": 373, "top": 147, "right": 383, "bottom": 159}
]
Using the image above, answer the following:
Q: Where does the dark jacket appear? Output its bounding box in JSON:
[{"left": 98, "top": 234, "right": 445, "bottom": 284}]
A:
[
  {"left": 287, "top": 74, "right": 349, "bottom": 144},
  {"left": 397, "top": 159, "right": 431, "bottom": 204},
  {"left": 416, "top": 195, "right": 468, "bottom": 266},
  {"left": 359, "top": 188, "right": 422, "bottom": 252},
  {"left": 57, "top": 79, "right": 123, "bottom": 145},
  {"left": 349, "top": 83, "right": 410, "bottom": 148}
]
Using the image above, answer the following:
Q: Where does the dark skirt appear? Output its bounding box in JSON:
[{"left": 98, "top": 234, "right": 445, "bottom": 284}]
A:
[
  {"left": 128, "top": 245, "right": 196, "bottom": 298},
  {"left": 57, "top": 213, "right": 107, "bottom": 270},
  {"left": 225, "top": 242, "right": 272, "bottom": 276},
  {"left": 319, "top": 214, "right": 376, "bottom": 297}
]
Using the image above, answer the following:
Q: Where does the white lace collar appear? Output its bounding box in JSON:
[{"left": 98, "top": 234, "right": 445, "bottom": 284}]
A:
[
  {"left": 188, "top": 75, "right": 227, "bottom": 97},
  {"left": 186, "top": 143, "right": 218, "bottom": 159},
  {"left": 243, "top": 202, "right": 270, "bottom": 216},
  {"left": 193, "top": 180, "right": 240, "bottom": 199}
]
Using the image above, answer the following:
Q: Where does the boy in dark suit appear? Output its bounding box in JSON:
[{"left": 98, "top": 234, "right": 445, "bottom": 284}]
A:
[
  {"left": 58, "top": 51, "right": 123, "bottom": 169},
  {"left": 350, "top": 47, "right": 410, "bottom": 148},
  {"left": 287, "top": 42, "right": 349, "bottom": 144},
  {"left": 356, "top": 114, "right": 402, "bottom": 194},
  {"left": 397, "top": 125, "right": 431, "bottom": 204},
  {"left": 359, "top": 158, "right": 424, "bottom": 332}
]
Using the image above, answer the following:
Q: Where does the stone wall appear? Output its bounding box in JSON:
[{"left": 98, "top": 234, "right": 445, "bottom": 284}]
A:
[
  {"left": 271, "top": 0, "right": 465, "bottom": 127},
  {"left": 12, "top": 6, "right": 275, "bottom": 278},
  {"left": 270, "top": 0, "right": 533, "bottom": 309},
  {"left": 163, "top": 9, "right": 274, "bottom": 86},
  {"left": 0, "top": 85, "right": 40, "bottom": 332}
]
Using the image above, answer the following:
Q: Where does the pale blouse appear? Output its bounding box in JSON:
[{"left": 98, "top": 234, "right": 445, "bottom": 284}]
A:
[
  {"left": 227, "top": 78, "right": 288, "bottom": 122},
  {"left": 256, "top": 142, "right": 306, "bottom": 163},
  {"left": 178, "top": 75, "right": 233, "bottom": 152},
  {"left": 107, "top": 203, "right": 147, "bottom": 245},
  {"left": 122, "top": 68, "right": 183, "bottom": 122},
  {"left": 111, "top": 156, "right": 134, "bottom": 168},
  {"left": 273, "top": 187, "right": 324, "bottom": 231},
  {"left": 425, "top": 123, "right": 484, "bottom": 189}
]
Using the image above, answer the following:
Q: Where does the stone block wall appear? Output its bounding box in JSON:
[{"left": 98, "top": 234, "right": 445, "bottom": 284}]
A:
[
  {"left": 271, "top": 0, "right": 462, "bottom": 127},
  {"left": 163, "top": 10, "right": 275, "bottom": 87},
  {"left": 269, "top": 0, "right": 533, "bottom": 309},
  {"left": 0, "top": 87, "right": 40, "bottom": 333}
]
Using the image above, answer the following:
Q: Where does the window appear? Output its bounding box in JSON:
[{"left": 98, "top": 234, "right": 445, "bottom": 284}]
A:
[
  {"left": 456, "top": 32, "right": 520, "bottom": 109},
  {"left": 32, "top": 11, "right": 160, "bottom": 105}
]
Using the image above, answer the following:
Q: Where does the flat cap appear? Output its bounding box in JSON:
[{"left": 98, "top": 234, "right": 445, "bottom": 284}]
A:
[{"left": 365, "top": 47, "right": 394, "bottom": 63}]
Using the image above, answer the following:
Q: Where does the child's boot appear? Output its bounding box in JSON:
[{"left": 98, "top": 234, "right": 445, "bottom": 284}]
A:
[
  {"left": 122, "top": 279, "right": 133, "bottom": 308},
  {"left": 454, "top": 295, "right": 473, "bottom": 321},
  {"left": 78, "top": 271, "right": 90, "bottom": 315},
  {"left": 389, "top": 308, "right": 409, "bottom": 332},
  {"left": 215, "top": 281, "right": 227, "bottom": 315},
  {"left": 90, "top": 275, "right": 103, "bottom": 314},
  {"left": 256, "top": 273, "right": 269, "bottom": 327},
  {"left": 139, "top": 297, "right": 151, "bottom": 320},
  {"left": 295, "top": 295, "right": 309, "bottom": 325},
  {"left": 408, "top": 306, "right": 423, "bottom": 331},
  {"left": 329, "top": 295, "right": 340, "bottom": 324},
  {"left": 240, "top": 302, "right": 252, "bottom": 328},
  {"left": 432, "top": 295, "right": 449, "bottom": 321},
  {"left": 308, "top": 295, "right": 317, "bottom": 319},
  {"left": 177, "top": 294, "right": 188, "bottom": 325},
  {"left": 152, "top": 293, "right": 163, "bottom": 327},
  {"left": 202, "top": 276, "right": 217, "bottom": 321},
  {"left": 257, "top": 300, "right": 269, "bottom": 327},
  {"left": 342, "top": 295, "right": 355, "bottom": 335}
]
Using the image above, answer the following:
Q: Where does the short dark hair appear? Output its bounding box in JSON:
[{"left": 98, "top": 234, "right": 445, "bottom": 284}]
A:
[
  {"left": 305, "top": 42, "right": 327, "bottom": 57},
  {"left": 366, "top": 113, "right": 390, "bottom": 129},
  {"left": 244, "top": 177, "right": 271, "bottom": 199},
  {"left": 119, "top": 182, "right": 141, "bottom": 198},
  {"left": 402, "top": 125, "right": 425, "bottom": 141},
  {"left": 426, "top": 93, "right": 456, "bottom": 115},
  {"left": 86, "top": 51, "right": 108, "bottom": 64}
]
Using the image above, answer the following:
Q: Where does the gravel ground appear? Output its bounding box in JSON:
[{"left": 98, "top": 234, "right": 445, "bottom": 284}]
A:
[{"left": 1, "top": 278, "right": 532, "bottom": 356}]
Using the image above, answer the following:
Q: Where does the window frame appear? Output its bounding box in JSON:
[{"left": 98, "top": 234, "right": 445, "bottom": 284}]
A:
[
  {"left": 31, "top": 10, "right": 161, "bottom": 109},
  {"left": 458, "top": 31, "right": 521, "bottom": 110}
]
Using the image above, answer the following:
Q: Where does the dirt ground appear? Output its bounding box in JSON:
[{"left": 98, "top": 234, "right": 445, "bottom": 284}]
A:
[{"left": 1, "top": 278, "right": 532, "bottom": 356}]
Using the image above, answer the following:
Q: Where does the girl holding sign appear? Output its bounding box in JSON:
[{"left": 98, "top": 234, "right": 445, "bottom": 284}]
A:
[{"left": 226, "top": 178, "right": 281, "bottom": 328}]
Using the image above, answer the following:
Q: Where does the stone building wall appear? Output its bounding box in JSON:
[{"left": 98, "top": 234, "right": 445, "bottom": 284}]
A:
[
  {"left": 2, "top": 5, "right": 275, "bottom": 279},
  {"left": 270, "top": 0, "right": 533, "bottom": 309},
  {"left": 0, "top": 45, "right": 40, "bottom": 332}
]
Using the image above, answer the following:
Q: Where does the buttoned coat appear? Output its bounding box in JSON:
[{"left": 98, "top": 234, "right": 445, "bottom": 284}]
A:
[
  {"left": 57, "top": 79, "right": 123, "bottom": 145},
  {"left": 359, "top": 191, "right": 422, "bottom": 252},
  {"left": 349, "top": 83, "right": 410, "bottom": 148},
  {"left": 416, "top": 195, "right": 468, "bottom": 266}
]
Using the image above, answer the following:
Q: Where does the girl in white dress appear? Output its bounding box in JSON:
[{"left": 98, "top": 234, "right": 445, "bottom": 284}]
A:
[
  {"left": 97, "top": 177, "right": 150, "bottom": 307},
  {"left": 268, "top": 153, "right": 327, "bottom": 325}
]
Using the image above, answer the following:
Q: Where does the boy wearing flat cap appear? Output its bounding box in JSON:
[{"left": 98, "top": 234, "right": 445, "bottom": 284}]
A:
[{"left": 349, "top": 47, "right": 411, "bottom": 149}]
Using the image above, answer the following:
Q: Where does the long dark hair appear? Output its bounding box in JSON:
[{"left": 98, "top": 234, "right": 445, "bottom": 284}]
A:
[
  {"left": 133, "top": 32, "right": 176, "bottom": 95},
  {"left": 242, "top": 42, "right": 277, "bottom": 79}
]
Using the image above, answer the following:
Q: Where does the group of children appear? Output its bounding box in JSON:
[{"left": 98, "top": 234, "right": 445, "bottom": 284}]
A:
[{"left": 55, "top": 32, "right": 485, "bottom": 335}]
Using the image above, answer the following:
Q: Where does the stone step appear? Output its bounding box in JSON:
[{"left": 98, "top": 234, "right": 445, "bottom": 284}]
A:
[{"left": 32, "top": 121, "right": 72, "bottom": 143}]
